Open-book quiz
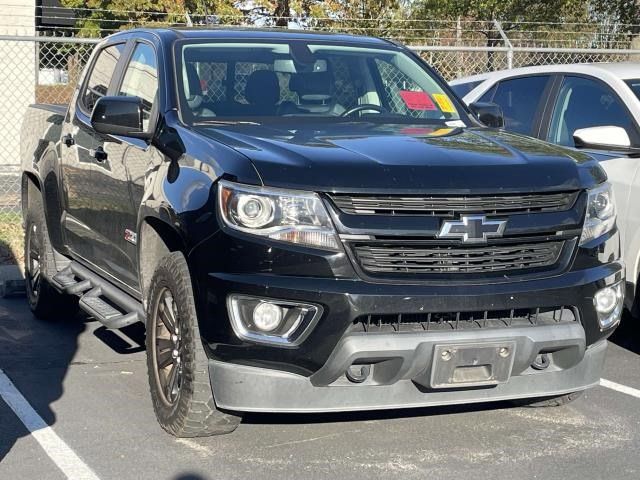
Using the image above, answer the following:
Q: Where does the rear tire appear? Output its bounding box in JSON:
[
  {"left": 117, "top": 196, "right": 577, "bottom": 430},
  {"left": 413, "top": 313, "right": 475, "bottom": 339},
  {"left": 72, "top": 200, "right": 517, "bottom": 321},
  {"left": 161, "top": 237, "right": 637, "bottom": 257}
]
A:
[
  {"left": 145, "top": 251, "right": 241, "bottom": 437},
  {"left": 511, "top": 390, "right": 584, "bottom": 408},
  {"left": 24, "top": 191, "right": 78, "bottom": 320}
]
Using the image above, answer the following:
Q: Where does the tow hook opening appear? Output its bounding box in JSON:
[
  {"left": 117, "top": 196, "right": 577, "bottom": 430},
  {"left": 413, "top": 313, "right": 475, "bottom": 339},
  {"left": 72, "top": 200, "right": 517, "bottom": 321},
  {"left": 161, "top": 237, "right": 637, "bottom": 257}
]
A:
[
  {"left": 531, "top": 353, "right": 550, "bottom": 371},
  {"left": 346, "top": 364, "right": 371, "bottom": 383}
]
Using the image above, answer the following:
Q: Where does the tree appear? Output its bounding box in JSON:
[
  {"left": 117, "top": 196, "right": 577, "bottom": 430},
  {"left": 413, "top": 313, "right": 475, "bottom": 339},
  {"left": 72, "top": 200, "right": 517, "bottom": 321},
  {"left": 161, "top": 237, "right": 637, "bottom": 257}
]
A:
[
  {"left": 590, "top": 0, "right": 640, "bottom": 38},
  {"left": 273, "top": 0, "right": 290, "bottom": 26},
  {"left": 412, "top": 0, "right": 588, "bottom": 69},
  {"left": 306, "top": 1, "right": 406, "bottom": 37},
  {"left": 592, "top": 0, "right": 640, "bottom": 26},
  {"left": 413, "top": 0, "right": 588, "bottom": 43},
  {"left": 413, "top": 0, "right": 587, "bottom": 25},
  {"left": 60, "top": 0, "right": 243, "bottom": 37}
]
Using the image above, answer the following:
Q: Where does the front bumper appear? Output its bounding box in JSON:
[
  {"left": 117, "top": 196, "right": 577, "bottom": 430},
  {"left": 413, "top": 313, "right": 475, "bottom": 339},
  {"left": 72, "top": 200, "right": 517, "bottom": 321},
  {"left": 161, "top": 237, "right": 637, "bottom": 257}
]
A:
[
  {"left": 190, "top": 218, "right": 622, "bottom": 412},
  {"left": 204, "top": 260, "right": 623, "bottom": 373},
  {"left": 210, "top": 333, "right": 606, "bottom": 413}
]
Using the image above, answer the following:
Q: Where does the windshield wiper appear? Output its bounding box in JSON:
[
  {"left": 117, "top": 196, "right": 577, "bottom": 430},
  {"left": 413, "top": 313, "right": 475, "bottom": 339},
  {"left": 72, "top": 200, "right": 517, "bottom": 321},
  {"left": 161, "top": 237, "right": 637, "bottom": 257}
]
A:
[{"left": 193, "top": 119, "right": 261, "bottom": 126}]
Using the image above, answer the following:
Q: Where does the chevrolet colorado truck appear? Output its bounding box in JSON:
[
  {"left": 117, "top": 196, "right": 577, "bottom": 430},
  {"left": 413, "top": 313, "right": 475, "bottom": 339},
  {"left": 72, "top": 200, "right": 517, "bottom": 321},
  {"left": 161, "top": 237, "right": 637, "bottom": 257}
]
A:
[{"left": 20, "top": 28, "right": 624, "bottom": 437}]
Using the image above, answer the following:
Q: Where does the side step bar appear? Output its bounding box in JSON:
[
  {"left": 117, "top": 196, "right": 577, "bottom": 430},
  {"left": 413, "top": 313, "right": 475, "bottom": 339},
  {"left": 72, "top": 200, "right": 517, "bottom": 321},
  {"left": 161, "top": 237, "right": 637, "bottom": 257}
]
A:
[{"left": 51, "top": 262, "right": 144, "bottom": 329}]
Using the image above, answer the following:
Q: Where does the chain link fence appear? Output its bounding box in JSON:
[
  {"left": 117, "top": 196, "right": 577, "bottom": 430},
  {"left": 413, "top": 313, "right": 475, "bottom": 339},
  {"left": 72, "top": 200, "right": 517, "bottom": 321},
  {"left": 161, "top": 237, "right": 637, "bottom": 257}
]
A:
[
  {"left": 1, "top": 31, "right": 640, "bottom": 215},
  {"left": 0, "top": 35, "right": 96, "bottom": 216}
]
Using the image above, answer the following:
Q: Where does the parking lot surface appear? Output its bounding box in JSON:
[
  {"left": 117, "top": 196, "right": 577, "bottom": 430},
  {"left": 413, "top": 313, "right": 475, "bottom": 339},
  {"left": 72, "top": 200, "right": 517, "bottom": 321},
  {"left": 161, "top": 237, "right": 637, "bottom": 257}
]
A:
[{"left": 1, "top": 296, "right": 639, "bottom": 480}]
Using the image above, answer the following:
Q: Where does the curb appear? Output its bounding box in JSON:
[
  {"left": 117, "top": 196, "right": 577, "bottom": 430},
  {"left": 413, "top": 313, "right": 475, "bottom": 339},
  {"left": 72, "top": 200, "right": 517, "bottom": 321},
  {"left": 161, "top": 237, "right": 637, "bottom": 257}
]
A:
[{"left": 0, "top": 264, "right": 26, "bottom": 298}]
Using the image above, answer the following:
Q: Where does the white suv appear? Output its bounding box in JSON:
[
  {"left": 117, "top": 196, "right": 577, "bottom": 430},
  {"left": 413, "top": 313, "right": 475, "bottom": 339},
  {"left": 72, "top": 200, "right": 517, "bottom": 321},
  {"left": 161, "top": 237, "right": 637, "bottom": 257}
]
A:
[{"left": 452, "top": 63, "right": 640, "bottom": 316}]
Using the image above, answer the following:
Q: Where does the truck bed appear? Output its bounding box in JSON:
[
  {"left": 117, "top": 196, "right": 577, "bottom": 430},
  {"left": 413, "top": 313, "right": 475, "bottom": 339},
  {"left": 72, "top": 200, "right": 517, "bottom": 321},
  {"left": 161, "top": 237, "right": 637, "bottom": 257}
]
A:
[{"left": 20, "top": 103, "right": 68, "bottom": 174}]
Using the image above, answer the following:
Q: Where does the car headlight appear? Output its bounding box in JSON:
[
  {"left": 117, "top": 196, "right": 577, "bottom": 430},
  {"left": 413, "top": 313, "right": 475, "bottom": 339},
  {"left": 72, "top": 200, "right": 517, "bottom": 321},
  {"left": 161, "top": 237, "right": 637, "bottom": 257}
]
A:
[
  {"left": 218, "top": 180, "right": 340, "bottom": 251},
  {"left": 580, "top": 182, "right": 616, "bottom": 245}
]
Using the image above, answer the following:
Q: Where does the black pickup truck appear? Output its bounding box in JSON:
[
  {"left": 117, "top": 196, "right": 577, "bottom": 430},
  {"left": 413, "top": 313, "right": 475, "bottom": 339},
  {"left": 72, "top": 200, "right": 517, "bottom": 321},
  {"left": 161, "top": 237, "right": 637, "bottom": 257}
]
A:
[{"left": 20, "top": 27, "right": 624, "bottom": 437}]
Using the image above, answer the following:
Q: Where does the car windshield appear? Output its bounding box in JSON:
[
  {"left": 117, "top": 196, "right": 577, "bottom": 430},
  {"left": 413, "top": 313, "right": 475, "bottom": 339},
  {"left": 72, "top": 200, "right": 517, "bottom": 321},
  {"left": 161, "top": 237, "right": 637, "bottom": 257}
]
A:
[
  {"left": 625, "top": 79, "right": 640, "bottom": 101},
  {"left": 175, "top": 40, "right": 465, "bottom": 125}
]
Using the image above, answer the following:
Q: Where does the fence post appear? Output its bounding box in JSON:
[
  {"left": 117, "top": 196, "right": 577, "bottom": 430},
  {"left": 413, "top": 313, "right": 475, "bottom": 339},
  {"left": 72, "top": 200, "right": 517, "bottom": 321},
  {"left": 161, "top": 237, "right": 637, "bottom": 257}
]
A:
[{"left": 493, "top": 20, "right": 513, "bottom": 69}]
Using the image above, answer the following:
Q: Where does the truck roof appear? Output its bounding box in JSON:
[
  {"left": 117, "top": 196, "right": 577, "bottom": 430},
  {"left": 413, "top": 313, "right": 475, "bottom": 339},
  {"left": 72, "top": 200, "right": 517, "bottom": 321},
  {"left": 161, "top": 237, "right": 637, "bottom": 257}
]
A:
[{"left": 111, "top": 27, "right": 394, "bottom": 48}]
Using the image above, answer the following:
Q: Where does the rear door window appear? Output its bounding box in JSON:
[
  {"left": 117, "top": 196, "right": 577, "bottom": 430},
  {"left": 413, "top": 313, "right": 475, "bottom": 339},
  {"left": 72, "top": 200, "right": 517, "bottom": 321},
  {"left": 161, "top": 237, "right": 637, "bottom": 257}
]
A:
[
  {"left": 81, "top": 44, "right": 126, "bottom": 113},
  {"left": 480, "top": 75, "right": 550, "bottom": 135}
]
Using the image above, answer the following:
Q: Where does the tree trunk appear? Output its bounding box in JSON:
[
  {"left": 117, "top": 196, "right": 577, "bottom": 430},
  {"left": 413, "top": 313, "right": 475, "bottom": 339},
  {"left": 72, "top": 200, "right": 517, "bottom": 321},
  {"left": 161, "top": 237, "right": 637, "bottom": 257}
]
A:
[
  {"left": 275, "top": 0, "right": 290, "bottom": 27},
  {"left": 486, "top": 32, "right": 500, "bottom": 72}
]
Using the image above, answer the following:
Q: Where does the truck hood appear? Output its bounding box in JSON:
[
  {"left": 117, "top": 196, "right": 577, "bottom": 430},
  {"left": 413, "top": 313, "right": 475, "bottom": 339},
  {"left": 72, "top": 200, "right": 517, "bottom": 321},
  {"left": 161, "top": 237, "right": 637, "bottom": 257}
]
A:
[{"left": 195, "top": 122, "right": 605, "bottom": 193}]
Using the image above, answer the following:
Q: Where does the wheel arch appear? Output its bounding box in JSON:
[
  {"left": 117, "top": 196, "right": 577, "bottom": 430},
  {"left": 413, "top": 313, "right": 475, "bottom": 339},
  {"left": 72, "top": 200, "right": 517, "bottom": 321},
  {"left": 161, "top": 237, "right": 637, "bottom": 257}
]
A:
[
  {"left": 138, "top": 215, "right": 187, "bottom": 303},
  {"left": 21, "top": 171, "right": 42, "bottom": 215}
]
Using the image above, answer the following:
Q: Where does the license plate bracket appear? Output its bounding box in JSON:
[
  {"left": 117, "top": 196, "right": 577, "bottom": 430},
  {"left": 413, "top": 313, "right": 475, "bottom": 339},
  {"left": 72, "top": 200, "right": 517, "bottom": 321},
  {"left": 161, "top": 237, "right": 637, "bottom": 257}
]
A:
[{"left": 430, "top": 342, "right": 516, "bottom": 389}]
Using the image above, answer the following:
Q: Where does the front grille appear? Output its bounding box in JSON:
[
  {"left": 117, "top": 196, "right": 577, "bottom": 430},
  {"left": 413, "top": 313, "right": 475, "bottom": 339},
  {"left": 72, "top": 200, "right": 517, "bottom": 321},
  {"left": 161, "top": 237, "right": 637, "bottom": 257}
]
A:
[
  {"left": 353, "top": 241, "right": 564, "bottom": 275},
  {"left": 329, "top": 191, "right": 578, "bottom": 216},
  {"left": 352, "top": 306, "right": 577, "bottom": 333}
]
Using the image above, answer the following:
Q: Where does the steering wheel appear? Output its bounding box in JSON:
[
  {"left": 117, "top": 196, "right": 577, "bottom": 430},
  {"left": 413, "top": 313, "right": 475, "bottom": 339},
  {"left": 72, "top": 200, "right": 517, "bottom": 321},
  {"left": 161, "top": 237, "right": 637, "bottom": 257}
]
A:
[{"left": 341, "top": 104, "right": 388, "bottom": 117}]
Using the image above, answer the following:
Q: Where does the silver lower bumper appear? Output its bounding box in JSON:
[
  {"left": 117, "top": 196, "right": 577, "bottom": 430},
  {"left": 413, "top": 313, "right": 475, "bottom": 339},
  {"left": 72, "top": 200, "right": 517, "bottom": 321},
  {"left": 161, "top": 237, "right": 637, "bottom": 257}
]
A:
[{"left": 209, "top": 324, "right": 606, "bottom": 413}]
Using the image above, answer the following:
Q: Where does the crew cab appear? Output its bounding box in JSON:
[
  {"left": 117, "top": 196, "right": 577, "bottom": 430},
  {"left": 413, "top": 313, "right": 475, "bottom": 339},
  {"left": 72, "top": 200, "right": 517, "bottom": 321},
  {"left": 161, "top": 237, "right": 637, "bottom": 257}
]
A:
[
  {"left": 452, "top": 63, "right": 640, "bottom": 316},
  {"left": 21, "top": 28, "right": 624, "bottom": 437}
]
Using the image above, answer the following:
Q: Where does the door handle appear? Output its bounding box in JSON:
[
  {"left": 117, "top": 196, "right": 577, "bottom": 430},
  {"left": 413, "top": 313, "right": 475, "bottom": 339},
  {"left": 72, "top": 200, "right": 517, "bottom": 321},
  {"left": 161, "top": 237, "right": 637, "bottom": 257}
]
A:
[
  {"left": 91, "top": 146, "right": 108, "bottom": 162},
  {"left": 62, "top": 133, "right": 75, "bottom": 147}
]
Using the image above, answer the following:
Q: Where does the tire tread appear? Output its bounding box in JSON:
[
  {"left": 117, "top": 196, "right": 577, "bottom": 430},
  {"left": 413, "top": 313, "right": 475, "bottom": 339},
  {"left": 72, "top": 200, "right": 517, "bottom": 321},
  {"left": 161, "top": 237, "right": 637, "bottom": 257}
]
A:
[
  {"left": 145, "top": 251, "right": 240, "bottom": 437},
  {"left": 24, "top": 189, "right": 78, "bottom": 320}
]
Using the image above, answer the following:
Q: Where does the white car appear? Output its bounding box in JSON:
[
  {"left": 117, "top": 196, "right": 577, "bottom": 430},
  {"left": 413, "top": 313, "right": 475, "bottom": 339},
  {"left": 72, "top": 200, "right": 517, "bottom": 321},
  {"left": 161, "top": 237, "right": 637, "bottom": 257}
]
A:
[{"left": 451, "top": 63, "right": 640, "bottom": 316}]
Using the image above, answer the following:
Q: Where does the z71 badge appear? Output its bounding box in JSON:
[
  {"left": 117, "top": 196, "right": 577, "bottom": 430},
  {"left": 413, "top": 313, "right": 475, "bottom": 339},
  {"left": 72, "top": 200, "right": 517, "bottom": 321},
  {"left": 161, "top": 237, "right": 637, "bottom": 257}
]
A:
[{"left": 124, "top": 229, "right": 138, "bottom": 245}]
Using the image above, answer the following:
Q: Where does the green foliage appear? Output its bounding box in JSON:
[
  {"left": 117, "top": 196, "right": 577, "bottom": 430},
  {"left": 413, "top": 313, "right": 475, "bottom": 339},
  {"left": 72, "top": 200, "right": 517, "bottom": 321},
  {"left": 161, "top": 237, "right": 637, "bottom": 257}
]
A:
[
  {"left": 413, "top": 0, "right": 588, "bottom": 23},
  {"left": 60, "top": 0, "right": 243, "bottom": 36},
  {"left": 58, "top": 0, "right": 640, "bottom": 40},
  {"left": 591, "top": 0, "right": 640, "bottom": 33}
]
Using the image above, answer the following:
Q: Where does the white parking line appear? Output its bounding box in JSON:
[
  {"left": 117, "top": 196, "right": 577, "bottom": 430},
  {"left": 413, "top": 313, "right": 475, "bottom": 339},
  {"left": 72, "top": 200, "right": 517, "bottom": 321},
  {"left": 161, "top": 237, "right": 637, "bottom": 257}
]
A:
[
  {"left": 600, "top": 378, "right": 640, "bottom": 399},
  {"left": 0, "top": 369, "right": 100, "bottom": 480}
]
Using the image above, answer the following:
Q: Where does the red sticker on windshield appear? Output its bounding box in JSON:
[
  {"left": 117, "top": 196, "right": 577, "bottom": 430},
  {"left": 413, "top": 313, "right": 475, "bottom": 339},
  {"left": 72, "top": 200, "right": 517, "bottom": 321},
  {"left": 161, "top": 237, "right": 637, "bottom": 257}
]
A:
[{"left": 399, "top": 91, "right": 436, "bottom": 110}]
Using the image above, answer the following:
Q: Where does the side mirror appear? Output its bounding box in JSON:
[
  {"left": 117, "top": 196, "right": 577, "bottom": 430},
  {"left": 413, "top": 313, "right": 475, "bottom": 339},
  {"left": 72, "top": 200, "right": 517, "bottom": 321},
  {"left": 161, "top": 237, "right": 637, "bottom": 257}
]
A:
[
  {"left": 469, "top": 102, "right": 504, "bottom": 129},
  {"left": 91, "top": 96, "right": 150, "bottom": 139},
  {"left": 573, "top": 126, "right": 632, "bottom": 152}
]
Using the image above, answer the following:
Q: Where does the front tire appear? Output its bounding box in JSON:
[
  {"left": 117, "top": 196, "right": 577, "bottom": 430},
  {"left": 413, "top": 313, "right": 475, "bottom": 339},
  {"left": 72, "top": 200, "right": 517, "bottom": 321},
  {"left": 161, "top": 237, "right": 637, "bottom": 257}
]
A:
[
  {"left": 24, "top": 194, "right": 78, "bottom": 320},
  {"left": 145, "top": 251, "right": 241, "bottom": 437}
]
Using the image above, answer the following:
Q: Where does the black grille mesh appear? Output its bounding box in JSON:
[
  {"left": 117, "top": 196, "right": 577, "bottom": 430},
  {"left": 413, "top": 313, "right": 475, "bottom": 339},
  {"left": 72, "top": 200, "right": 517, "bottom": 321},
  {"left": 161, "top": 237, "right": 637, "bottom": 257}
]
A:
[
  {"left": 353, "top": 241, "right": 564, "bottom": 275},
  {"left": 353, "top": 306, "right": 577, "bottom": 333}
]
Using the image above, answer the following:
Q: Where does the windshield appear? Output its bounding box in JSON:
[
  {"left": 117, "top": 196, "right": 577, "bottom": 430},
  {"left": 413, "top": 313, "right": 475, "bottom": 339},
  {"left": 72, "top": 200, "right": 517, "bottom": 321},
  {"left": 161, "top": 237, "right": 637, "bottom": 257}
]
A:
[
  {"left": 175, "top": 40, "right": 465, "bottom": 125},
  {"left": 625, "top": 79, "right": 640, "bottom": 101}
]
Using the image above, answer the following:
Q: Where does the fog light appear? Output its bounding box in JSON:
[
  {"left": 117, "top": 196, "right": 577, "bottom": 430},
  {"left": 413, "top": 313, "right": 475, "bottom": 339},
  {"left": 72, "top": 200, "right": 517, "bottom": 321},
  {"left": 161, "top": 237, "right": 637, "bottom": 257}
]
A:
[
  {"left": 595, "top": 287, "right": 617, "bottom": 314},
  {"left": 228, "top": 294, "right": 323, "bottom": 346},
  {"left": 594, "top": 283, "right": 624, "bottom": 329},
  {"left": 253, "top": 302, "right": 283, "bottom": 332}
]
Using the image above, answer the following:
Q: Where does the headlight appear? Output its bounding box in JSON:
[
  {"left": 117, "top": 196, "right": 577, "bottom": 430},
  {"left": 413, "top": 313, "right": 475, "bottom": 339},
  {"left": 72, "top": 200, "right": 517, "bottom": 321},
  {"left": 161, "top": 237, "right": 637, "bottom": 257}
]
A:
[
  {"left": 580, "top": 182, "right": 616, "bottom": 245},
  {"left": 218, "top": 180, "right": 340, "bottom": 251}
]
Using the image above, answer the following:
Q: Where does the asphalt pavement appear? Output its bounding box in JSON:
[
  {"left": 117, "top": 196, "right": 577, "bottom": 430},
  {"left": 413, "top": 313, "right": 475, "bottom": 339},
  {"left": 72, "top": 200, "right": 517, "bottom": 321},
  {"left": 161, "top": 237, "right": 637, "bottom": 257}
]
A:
[{"left": 1, "top": 295, "right": 639, "bottom": 480}]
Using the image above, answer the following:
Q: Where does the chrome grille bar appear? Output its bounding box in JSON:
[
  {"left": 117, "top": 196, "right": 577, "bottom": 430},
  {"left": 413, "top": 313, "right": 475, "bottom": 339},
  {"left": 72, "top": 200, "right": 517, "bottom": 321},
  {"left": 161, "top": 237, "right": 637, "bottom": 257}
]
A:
[{"left": 330, "top": 191, "right": 578, "bottom": 216}]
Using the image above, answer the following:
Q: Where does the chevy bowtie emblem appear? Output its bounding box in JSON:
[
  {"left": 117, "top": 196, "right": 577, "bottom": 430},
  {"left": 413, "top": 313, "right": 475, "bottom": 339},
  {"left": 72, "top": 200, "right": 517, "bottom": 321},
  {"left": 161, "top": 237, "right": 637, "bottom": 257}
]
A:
[{"left": 438, "top": 215, "right": 507, "bottom": 244}]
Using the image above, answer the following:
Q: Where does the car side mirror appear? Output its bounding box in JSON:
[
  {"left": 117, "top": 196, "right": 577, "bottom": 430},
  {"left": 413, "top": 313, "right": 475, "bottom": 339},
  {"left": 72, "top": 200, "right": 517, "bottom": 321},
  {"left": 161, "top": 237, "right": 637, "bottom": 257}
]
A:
[
  {"left": 91, "top": 96, "right": 150, "bottom": 139},
  {"left": 573, "top": 126, "right": 632, "bottom": 152},
  {"left": 469, "top": 102, "right": 504, "bottom": 129}
]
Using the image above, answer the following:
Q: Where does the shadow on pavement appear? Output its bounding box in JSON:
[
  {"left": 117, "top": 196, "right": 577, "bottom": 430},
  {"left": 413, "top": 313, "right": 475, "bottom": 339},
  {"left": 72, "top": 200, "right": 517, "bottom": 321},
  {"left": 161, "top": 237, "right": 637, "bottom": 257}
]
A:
[
  {"left": 610, "top": 311, "right": 640, "bottom": 355},
  {"left": 243, "top": 399, "right": 514, "bottom": 427},
  {"left": 0, "top": 281, "right": 85, "bottom": 463},
  {"left": 93, "top": 322, "right": 145, "bottom": 354}
]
